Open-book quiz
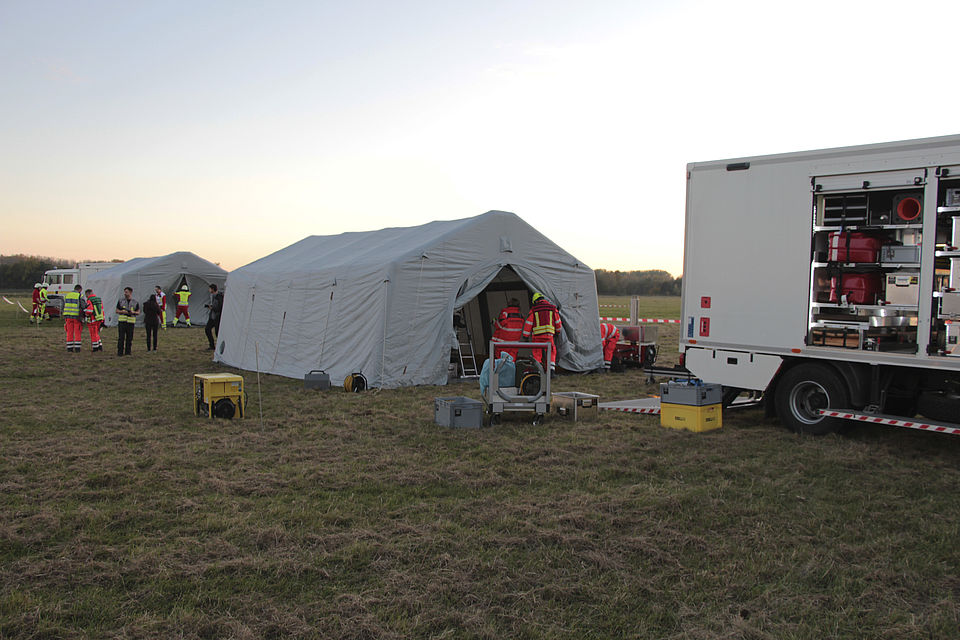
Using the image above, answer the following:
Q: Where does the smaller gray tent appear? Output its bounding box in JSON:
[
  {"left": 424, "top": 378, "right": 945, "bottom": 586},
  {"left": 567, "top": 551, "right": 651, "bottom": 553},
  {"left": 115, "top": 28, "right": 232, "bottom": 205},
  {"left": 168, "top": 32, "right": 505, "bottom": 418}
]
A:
[{"left": 86, "top": 251, "right": 228, "bottom": 326}]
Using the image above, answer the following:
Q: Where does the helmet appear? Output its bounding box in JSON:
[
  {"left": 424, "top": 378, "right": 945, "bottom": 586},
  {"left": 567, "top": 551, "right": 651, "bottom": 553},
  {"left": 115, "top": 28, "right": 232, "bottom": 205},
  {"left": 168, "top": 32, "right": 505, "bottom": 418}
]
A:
[
  {"left": 34, "top": 283, "right": 41, "bottom": 288},
  {"left": 41, "top": 283, "right": 48, "bottom": 288},
  {"left": 532, "top": 292, "right": 544, "bottom": 303},
  {"left": 181, "top": 285, "right": 188, "bottom": 291}
]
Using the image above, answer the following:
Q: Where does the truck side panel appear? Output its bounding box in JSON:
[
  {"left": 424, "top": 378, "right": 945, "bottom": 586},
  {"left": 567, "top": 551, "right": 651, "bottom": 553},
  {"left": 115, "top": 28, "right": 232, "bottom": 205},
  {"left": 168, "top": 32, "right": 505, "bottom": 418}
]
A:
[{"left": 682, "top": 161, "right": 812, "bottom": 353}]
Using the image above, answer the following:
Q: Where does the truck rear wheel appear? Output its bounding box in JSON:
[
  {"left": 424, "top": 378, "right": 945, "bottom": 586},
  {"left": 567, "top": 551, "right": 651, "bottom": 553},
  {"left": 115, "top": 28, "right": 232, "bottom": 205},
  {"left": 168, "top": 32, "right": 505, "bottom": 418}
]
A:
[
  {"left": 917, "top": 391, "right": 960, "bottom": 422},
  {"left": 774, "top": 363, "right": 850, "bottom": 435}
]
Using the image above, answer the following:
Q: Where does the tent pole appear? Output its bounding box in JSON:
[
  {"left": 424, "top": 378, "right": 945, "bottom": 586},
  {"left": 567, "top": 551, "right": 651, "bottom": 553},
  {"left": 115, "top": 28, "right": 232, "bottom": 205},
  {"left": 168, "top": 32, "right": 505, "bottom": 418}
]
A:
[{"left": 255, "top": 341, "right": 264, "bottom": 430}]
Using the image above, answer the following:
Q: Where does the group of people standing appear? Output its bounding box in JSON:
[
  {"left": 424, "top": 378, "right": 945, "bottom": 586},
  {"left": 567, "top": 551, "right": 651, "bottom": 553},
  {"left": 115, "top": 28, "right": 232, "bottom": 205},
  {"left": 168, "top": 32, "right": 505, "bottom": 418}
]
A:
[
  {"left": 488, "top": 292, "right": 622, "bottom": 374},
  {"left": 30, "top": 282, "right": 50, "bottom": 323},
  {"left": 56, "top": 283, "right": 224, "bottom": 356},
  {"left": 489, "top": 292, "right": 563, "bottom": 374},
  {"left": 62, "top": 285, "right": 104, "bottom": 352}
]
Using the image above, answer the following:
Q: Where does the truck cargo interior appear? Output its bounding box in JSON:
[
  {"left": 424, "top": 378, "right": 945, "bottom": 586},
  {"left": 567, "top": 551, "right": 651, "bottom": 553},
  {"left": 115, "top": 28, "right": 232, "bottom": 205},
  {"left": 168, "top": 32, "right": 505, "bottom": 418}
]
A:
[{"left": 807, "top": 174, "right": 960, "bottom": 356}]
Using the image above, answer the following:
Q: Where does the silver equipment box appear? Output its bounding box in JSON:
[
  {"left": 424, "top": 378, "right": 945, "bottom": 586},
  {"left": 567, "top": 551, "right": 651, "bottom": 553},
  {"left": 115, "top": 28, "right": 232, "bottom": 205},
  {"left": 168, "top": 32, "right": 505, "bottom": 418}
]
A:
[
  {"left": 941, "top": 292, "right": 960, "bottom": 319},
  {"left": 946, "top": 324, "right": 960, "bottom": 356},
  {"left": 435, "top": 396, "right": 484, "bottom": 428},
  {"left": 660, "top": 381, "right": 723, "bottom": 406},
  {"left": 879, "top": 245, "right": 920, "bottom": 264},
  {"left": 946, "top": 188, "right": 960, "bottom": 208},
  {"left": 552, "top": 392, "right": 600, "bottom": 421},
  {"left": 885, "top": 273, "right": 920, "bottom": 306}
]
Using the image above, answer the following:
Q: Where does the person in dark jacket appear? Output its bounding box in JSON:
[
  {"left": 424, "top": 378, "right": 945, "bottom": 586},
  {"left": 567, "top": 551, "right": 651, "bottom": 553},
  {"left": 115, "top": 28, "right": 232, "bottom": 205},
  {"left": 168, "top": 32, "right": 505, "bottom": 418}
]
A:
[
  {"left": 143, "top": 294, "right": 161, "bottom": 351},
  {"left": 204, "top": 284, "right": 224, "bottom": 350}
]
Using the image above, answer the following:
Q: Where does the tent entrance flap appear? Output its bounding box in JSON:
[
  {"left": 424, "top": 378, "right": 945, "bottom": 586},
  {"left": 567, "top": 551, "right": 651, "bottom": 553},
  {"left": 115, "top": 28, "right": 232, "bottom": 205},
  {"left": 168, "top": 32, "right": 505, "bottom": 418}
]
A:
[{"left": 454, "top": 265, "right": 532, "bottom": 364}]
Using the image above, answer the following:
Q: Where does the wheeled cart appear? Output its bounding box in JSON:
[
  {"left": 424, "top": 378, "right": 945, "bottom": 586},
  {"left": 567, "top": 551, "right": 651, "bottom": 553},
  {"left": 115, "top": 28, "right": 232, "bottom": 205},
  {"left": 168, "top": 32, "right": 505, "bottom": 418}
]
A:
[{"left": 483, "top": 341, "right": 551, "bottom": 426}]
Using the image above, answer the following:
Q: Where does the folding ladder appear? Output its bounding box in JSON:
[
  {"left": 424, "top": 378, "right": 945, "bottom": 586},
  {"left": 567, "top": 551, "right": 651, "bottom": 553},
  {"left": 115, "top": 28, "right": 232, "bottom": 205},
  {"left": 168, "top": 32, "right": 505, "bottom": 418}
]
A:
[{"left": 454, "top": 310, "right": 479, "bottom": 377}]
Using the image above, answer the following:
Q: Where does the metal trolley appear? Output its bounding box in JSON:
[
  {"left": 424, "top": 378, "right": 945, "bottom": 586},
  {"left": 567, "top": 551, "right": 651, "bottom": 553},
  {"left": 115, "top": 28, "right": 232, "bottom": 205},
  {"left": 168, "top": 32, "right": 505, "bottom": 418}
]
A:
[{"left": 483, "top": 340, "right": 552, "bottom": 426}]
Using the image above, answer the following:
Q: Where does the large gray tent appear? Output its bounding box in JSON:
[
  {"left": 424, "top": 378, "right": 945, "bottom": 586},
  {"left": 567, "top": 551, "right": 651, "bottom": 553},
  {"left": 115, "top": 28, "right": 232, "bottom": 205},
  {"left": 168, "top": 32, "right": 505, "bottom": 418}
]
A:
[
  {"left": 87, "top": 251, "right": 228, "bottom": 326},
  {"left": 214, "top": 211, "right": 603, "bottom": 387}
]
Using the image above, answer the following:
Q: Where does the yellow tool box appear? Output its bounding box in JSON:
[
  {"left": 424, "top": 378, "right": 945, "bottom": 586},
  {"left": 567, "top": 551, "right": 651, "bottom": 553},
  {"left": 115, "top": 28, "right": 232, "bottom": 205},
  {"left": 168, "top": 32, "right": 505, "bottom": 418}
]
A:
[
  {"left": 660, "top": 402, "right": 722, "bottom": 432},
  {"left": 194, "top": 373, "right": 245, "bottom": 419}
]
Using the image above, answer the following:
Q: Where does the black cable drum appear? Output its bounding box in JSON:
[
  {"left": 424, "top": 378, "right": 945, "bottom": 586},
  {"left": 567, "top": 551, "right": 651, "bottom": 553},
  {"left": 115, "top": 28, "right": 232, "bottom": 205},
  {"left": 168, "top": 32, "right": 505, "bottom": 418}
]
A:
[{"left": 213, "top": 398, "right": 237, "bottom": 419}]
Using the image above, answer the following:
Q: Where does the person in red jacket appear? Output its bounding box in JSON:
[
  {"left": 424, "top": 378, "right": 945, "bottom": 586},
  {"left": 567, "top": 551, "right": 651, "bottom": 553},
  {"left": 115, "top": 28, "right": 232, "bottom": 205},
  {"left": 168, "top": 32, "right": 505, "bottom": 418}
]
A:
[
  {"left": 521, "top": 292, "right": 562, "bottom": 373},
  {"left": 84, "top": 288, "right": 104, "bottom": 352},
  {"left": 154, "top": 285, "right": 168, "bottom": 330},
  {"left": 31, "top": 283, "right": 42, "bottom": 323},
  {"left": 600, "top": 322, "right": 620, "bottom": 371},
  {"left": 491, "top": 298, "right": 524, "bottom": 360}
]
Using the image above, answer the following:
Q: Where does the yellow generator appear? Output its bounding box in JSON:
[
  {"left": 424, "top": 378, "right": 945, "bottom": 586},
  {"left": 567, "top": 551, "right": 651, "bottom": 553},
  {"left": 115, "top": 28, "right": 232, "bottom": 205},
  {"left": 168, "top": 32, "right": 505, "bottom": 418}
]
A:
[{"left": 194, "top": 373, "right": 245, "bottom": 419}]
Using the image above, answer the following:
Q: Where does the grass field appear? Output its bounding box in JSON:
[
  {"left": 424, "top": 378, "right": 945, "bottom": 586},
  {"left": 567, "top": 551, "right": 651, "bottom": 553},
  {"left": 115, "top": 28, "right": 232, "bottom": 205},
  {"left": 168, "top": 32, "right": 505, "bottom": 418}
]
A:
[
  {"left": 598, "top": 295, "right": 682, "bottom": 319},
  {"left": 1, "top": 293, "right": 959, "bottom": 639}
]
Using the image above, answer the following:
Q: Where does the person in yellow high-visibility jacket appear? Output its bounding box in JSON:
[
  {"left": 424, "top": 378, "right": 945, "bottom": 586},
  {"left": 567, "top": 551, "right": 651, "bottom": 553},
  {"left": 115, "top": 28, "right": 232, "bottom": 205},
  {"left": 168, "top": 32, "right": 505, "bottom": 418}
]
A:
[
  {"left": 39, "top": 283, "right": 49, "bottom": 320},
  {"left": 172, "top": 284, "right": 191, "bottom": 327},
  {"left": 63, "top": 285, "right": 84, "bottom": 352},
  {"left": 521, "top": 292, "right": 562, "bottom": 374}
]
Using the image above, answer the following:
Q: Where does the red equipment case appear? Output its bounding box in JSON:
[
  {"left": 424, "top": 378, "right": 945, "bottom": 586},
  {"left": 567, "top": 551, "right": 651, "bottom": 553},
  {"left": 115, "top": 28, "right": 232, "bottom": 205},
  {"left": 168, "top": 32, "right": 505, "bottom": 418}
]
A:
[
  {"left": 828, "top": 232, "right": 881, "bottom": 263},
  {"left": 829, "top": 273, "right": 883, "bottom": 304}
]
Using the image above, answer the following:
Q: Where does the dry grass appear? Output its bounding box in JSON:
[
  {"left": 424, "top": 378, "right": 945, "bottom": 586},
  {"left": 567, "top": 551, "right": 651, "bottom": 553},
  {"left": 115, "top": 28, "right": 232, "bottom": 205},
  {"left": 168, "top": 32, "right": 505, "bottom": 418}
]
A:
[{"left": 1, "top": 294, "right": 959, "bottom": 639}]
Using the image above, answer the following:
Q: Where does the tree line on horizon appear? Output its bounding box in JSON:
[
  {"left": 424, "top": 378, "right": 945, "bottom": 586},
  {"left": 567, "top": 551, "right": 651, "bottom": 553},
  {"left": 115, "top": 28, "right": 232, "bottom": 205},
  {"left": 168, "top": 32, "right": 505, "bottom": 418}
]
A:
[
  {"left": 0, "top": 255, "right": 70, "bottom": 290},
  {"left": 2, "top": 254, "right": 681, "bottom": 297},
  {"left": 594, "top": 269, "right": 682, "bottom": 296},
  {"left": 0, "top": 254, "right": 122, "bottom": 290}
]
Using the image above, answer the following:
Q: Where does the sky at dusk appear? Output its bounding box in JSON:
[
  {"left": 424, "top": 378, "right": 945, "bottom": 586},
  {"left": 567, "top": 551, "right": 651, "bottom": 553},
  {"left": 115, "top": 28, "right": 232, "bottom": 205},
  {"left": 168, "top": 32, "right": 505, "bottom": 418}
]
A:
[{"left": 2, "top": 0, "right": 960, "bottom": 275}]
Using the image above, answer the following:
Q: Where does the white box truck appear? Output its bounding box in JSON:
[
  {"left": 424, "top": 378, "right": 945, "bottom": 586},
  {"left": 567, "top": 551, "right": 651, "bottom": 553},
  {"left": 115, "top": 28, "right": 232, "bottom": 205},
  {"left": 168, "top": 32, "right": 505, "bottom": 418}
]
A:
[
  {"left": 42, "top": 262, "right": 118, "bottom": 317},
  {"left": 682, "top": 134, "right": 960, "bottom": 434}
]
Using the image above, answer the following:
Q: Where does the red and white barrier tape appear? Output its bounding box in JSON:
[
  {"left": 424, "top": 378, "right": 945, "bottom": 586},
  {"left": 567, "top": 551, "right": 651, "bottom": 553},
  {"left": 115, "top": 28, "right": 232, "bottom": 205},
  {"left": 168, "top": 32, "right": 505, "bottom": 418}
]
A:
[
  {"left": 4, "top": 297, "right": 29, "bottom": 313},
  {"left": 600, "top": 406, "right": 661, "bottom": 414},
  {"left": 820, "top": 410, "right": 960, "bottom": 436},
  {"left": 600, "top": 317, "right": 680, "bottom": 324}
]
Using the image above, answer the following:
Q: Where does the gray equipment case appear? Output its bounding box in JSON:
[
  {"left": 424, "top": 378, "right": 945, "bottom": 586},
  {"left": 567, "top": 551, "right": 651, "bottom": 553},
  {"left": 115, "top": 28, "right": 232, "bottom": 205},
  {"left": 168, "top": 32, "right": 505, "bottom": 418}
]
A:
[
  {"left": 660, "top": 381, "right": 723, "bottom": 406},
  {"left": 879, "top": 245, "right": 921, "bottom": 263},
  {"left": 304, "top": 369, "right": 331, "bottom": 390},
  {"left": 435, "top": 396, "right": 484, "bottom": 428}
]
